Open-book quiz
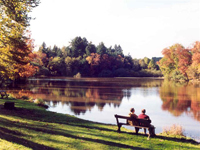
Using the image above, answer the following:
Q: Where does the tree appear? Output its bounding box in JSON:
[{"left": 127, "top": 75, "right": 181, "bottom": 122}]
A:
[
  {"left": 139, "top": 59, "right": 146, "bottom": 69},
  {"left": 148, "top": 59, "right": 156, "bottom": 70},
  {"left": 107, "top": 45, "right": 124, "bottom": 56},
  {"left": 176, "top": 46, "right": 192, "bottom": 79},
  {"left": 158, "top": 43, "right": 194, "bottom": 80},
  {"left": 124, "top": 55, "right": 133, "bottom": 69},
  {"left": 188, "top": 41, "right": 200, "bottom": 80},
  {"left": 86, "top": 53, "right": 101, "bottom": 76},
  {"left": 132, "top": 59, "right": 141, "bottom": 71},
  {"left": 52, "top": 45, "right": 62, "bottom": 57},
  {"left": 48, "top": 57, "right": 65, "bottom": 76},
  {"left": 0, "top": 0, "right": 40, "bottom": 80},
  {"left": 64, "top": 56, "right": 82, "bottom": 76},
  {"left": 158, "top": 44, "right": 182, "bottom": 78},
  {"left": 96, "top": 42, "right": 107, "bottom": 55},
  {"left": 144, "top": 57, "right": 150, "bottom": 67},
  {"left": 70, "top": 36, "right": 88, "bottom": 57},
  {"left": 85, "top": 43, "right": 96, "bottom": 56}
]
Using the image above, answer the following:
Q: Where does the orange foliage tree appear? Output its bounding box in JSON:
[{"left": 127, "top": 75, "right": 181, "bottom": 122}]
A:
[{"left": 158, "top": 42, "right": 200, "bottom": 81}]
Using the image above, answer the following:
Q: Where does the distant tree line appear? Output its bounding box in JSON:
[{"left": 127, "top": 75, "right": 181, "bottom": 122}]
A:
[{"left": 32, "top": 36, "right": 162, "bottom": 77}]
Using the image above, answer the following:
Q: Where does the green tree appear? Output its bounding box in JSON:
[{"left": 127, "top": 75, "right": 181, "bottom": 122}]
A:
[
  {"left": 96, "top": 42, "right": 107, "bottom": 55},
  {"left": 124, "top": 55, "right": 133, "bottom": 69},
  {"left": 85, "top": 43, "right": 96, "bottom": 56},
  {"left": 47, "top": 57, "right": 65, "bottom": 76},
  {"left": 144, "top": 57, "right": 150, "bottom": 66},
  {"left": 139, "top": 59, "right": 146, "bottom": 69},
  {"left": 70, "top": 36, "right": 88, "bottom": 57},
  {"left": 148, "top": 59, "right": 156, "bottom": 70},
  {"left": 52, "top": 45, "right": 62, "bottom": 57}
]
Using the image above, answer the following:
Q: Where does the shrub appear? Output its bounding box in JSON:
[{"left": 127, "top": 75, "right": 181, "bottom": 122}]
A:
[
  {"left": 162, "top": 124, "right": 185, "bottom": 136},
  {"left": 34, "top": 98, "right": 45, "bottom": 105},
  {"left": 34, "top": 98, "right": 49, "bottom": 108},
  {"left": 74, "top": 72, "right": 81, "bottom": 78}
]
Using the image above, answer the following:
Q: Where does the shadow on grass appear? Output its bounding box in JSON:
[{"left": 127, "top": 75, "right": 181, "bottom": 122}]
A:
[
  {"left": 0, "top": 127, "right": 56, "bottom": 150},
  {"left": 119, "top": 131, "right": 200, "bottom": 145},
  {"left": 0, "top": 104, "right": 116, "bottom": 132},
  {"left": 0, "top": 117, "right": 148, "bottom": 150}
]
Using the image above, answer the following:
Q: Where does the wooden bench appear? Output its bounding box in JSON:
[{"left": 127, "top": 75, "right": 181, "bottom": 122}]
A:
[
  {"left": 114, "top": 114, "right": 155, "bottom": 137},
  {"left": 0, "top": 90, "right": 9, "bottom": 99}
]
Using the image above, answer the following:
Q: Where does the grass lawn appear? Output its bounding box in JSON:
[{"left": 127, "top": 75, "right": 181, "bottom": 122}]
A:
[{"left": 0, "top": 98, "right": 199, "bottom": 150}]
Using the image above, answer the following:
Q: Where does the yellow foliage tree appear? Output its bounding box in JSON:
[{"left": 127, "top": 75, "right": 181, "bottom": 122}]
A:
[{"left": 0, "top": 0, "right": 40, "bottom": 81}]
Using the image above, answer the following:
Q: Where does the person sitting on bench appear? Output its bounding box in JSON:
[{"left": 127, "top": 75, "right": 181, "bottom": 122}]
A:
[
  {"left": 127, "top": 108, "right": 140, "bottom": 134},
  {"left": 138, "top": 109, "right": 155, "bottom": 135}
]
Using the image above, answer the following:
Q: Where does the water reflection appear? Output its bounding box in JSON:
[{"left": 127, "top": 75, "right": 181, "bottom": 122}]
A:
[
  {"left": 7, "top": 78, "right": 200, "bottom": 122},
  {"left": 160, "top": 80, "right": 200, "bottom": 122},
  {"left": 8, "top": 78, "right": 162, "bottom": 115}
]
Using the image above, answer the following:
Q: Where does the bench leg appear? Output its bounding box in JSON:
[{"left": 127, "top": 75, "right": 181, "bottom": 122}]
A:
[
  {"left": 144, "top": 128, "right": 147, "bottom": 135},
  {"left": 117, "top": 124, "right": 122, "bottom": 132},
  {"left": 135, "top": 127, "right": 139, "bottom": 134}
]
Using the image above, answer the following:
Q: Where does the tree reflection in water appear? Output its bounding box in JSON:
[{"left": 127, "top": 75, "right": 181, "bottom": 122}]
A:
[
  {"left": 8, "top": 77, "right": 162, "bottom": 115},
  {"left": 160, "top": 80, "right": 200, "bottom": 122}
]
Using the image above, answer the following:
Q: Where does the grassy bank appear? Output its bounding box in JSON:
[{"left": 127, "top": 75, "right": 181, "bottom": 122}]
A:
[{"left": 0, "top": 98, "right": 199, "bottom": 150}]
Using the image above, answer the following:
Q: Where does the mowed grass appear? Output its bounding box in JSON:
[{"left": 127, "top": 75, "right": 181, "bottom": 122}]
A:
[{"left": 0, "top": 98, "right": 199, "bottom": 150}]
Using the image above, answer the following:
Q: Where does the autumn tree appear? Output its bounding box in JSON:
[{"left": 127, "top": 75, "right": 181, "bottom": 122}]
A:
[
  {"left": 176, "top": 46, "right": 192, "bottom": 79},
  {"left": 158, "top": 43, "right": 196, "bottom": 81},
  {"left": 158, "top": 44, "right": 181, "bottom": 78},
  {"left": 86, "top": 53, "right": 101, "bottom": 76},
  {"left": 187, "top": 41, "right": 200, "bottom": 79},
  {"left": 0, "top": 0, "right": 40, "bottom": 81}
]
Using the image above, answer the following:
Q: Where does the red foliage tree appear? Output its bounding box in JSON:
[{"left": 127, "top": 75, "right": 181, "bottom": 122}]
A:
[
  {"left": 176, "top": 45, "right": 192, "bottom": 77},
  {"left": 12, "top": 33, "right": 38, "bottom": 78}
]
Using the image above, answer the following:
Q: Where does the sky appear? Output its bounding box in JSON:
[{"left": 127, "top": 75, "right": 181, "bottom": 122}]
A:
[{"left": 29, "top": 0, "right": 200, "bottom": 59}]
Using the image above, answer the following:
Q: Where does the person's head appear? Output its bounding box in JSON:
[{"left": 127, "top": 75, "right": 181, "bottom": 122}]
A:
[
  {"left": 142, "top": 109, "right": 146, "bottom": 114},
  {"left": 130, "top": 108, "right": 135, "bottom": 113}
]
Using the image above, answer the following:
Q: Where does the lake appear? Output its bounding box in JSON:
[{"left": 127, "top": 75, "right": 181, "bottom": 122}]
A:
[{"left": 7, "top": 77, "right": 200, "bottom": 142}]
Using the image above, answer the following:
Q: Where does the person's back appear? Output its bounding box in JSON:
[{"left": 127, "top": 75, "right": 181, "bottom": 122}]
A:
[
  {"left": 127, "top": 108, "right": 140, "bottom": 134},
  {"left": 138, "top": 109, "right": 150, "bottom": 120},
  {"left": 128, "top": 108, "right": 138, "bottom": 125},
  {"left": 138, "top": 109, "right": 155, "bottom": 135}
]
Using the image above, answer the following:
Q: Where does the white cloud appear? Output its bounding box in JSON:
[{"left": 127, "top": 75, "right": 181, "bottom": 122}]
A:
[{"left": 30, "top": 0, "right": 200, "bottom": 58}]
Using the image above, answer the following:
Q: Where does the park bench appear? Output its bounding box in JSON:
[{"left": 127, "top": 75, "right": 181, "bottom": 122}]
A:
[
  {"left": 114, "top": 114, "right": 155, "bottom": 137},
  {"left": 0, "top": 90, "right": 9, "bottom": 99}
]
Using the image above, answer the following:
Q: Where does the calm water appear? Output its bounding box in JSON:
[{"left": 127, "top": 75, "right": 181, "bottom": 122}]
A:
[{"left": 7, "top": 77, "right": 200, "bottom": 141}]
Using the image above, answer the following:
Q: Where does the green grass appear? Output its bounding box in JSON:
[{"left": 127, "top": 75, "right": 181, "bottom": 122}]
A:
[{"left": 0, "top": 98, "right": 199, "bottom": 150}]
